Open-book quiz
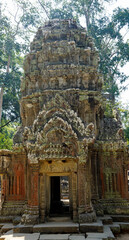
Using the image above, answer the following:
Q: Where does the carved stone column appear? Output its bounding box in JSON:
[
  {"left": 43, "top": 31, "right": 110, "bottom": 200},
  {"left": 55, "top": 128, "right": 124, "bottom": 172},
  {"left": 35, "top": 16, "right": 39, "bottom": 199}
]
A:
[
  {"left": 78, "top": 141, "right": 96, "bottom": 223},
  {"left": 71, "top": 172, "right": 77, "bottom": 222},
  {"left": 78, "top": 161, "right": 96, "bottom": 223},
  {"left": 21, "top": 164, "right": 39, "bottom": 224},
  {"left": 29, "top": 165, "right": 39, "bottom": 206},
  {"left": 91, "top": 151, "right": 99, "bottom": 200},
  {"left": 78, "top": 162, "right": 87, "bottom": 214},
  {"left": 39, "top": 173, "right": 46, "bottom": 222}
]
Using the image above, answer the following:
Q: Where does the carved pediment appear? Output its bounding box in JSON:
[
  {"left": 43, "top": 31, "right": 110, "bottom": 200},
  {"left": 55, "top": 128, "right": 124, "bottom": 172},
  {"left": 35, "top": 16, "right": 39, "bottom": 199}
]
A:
[{"left": 23, "top": 94, "right": 95, "bottom": 163}]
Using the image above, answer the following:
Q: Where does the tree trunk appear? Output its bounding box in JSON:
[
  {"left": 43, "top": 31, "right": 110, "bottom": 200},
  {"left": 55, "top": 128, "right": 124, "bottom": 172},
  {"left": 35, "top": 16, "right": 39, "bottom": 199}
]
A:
[
  {"left": 0, "top": 87, "right": 4, "bottom": 124},
  {"left": 7, "top": 55, "right": 10, "bottom": 73},
  {"left": 0, "top": 55, "right": 11, "bottom": 123},
  {"left": 84, "top": 6, "right": 90, "bottom": 32}
]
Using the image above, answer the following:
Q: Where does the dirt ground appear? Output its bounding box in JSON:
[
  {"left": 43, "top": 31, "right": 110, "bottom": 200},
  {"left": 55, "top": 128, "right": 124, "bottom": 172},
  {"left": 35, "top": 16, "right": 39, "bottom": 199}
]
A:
[{"left": 116, "top": 234, "right": 129, "bottom": 240}]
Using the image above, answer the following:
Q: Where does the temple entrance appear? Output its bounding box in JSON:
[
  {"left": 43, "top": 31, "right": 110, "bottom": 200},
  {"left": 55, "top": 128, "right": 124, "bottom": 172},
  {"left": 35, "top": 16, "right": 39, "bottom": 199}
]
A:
[
  {"left": 50, "top": 176, "right": 70, "bottom": 216},
  {"left": 39, "top": 160, "right": 78, "bottom": 222}
]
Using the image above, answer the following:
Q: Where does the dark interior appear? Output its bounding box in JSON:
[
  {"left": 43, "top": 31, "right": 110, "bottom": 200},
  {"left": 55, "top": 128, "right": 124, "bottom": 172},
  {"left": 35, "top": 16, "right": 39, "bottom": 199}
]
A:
[{"left": 50, "top": 176, "right": 70, "bottom": 216}]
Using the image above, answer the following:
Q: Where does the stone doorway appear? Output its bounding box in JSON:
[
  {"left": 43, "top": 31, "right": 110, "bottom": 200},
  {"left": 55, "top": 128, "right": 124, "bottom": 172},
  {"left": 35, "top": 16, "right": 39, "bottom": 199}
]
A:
[
  {"left": 50, "top": 176, "right": 70, "bottom": 216},
  {"left": 39, "top": 160, "right": 77, "bottom": 222}
]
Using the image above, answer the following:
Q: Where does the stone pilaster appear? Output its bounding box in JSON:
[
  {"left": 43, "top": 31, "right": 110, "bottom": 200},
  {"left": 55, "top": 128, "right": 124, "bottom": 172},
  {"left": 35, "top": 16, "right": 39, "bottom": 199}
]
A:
[
  {"left": 21, "top": 164, "right": 39, "bottom": 225},
  {"left": 39, "top": 173, "right": 46, "bottom": 222},
  {"left": 78, "top": 162, "right": 96, "bottom": 223}
]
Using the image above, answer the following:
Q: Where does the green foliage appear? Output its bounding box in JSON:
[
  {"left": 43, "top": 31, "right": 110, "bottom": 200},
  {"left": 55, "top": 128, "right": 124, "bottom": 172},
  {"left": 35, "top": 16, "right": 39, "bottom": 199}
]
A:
[
  {"left": 113, "top": 8, "right": 129, "bottom": 30},
  {"left": 54, "top": 0, "right": 112, "bottom": 31},
  {"left": 19, "top": 1, "right": 42, "bottom": 28},
  {"left": 118, "top": 104, "right": 129, "bottom": 143},
  {"left": 124, "top": 127, "right": 129, "bottom": 144},
  {"left": 0, "top": 120, "right": 19, "bottom": 149},
  {"left": 50, "top": 4, "right": 75, "bottom": 20},
  {"left": 104, "top": 101, "right": 115, "bottom": 118},
  {"left": 0, "top": 9, "right": 24, "bottom": 121}
]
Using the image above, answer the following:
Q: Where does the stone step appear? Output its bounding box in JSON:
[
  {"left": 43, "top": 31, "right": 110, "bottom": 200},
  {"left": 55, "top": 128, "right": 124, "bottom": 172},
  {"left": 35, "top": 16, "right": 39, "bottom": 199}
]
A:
[
  {"left": 1, "top": 223, "right": 14, "bottom": 234},
  {"left": 33, "top": 222, "right": 79, "bottom": 234},
  {"left": 13, "top": 224, "right": 33, "bottom": 233},
  {"left": 0, "top": 230, "right": 40, "bottom": 240},
  {"left": 39, "top": 234, "right": 70, "bottom": 240},
  {"left": 39, "top": 234, "right": 86, "bottom": 240},
  {"left": 86, "top": 225, "right": 115, "bottom": 240},
  {"left": 111, "top": 215, "right": 129, "bottom": 222},
  {"left": 115, "top": 222, "right": 129, "bottom": 233},
  {"left": 69, "top": 234, "right": 86, "bottom": 240},
  {"left": 86, "top": 232, "right": 108, "bottom": 240},
  {"left": 109, "top": 223, "right": 120, "bottom": 235},
  {"left": 86, "top": 238, "right": 103, "bottom": 240},
  {"left": 103, "top": 225, "right": 115, "bottom": 239},
  {"left": 0, "top": 216, "right": 14, "bottom": 223},
  {"left": 13, "top": 222, "right": 79, "bottom": 234},
  {"left": 80, "top": 220, "right": 103, "bottom": 233},
  {"left": 99, "top": 216, "right": 113, "bottom": 225}
]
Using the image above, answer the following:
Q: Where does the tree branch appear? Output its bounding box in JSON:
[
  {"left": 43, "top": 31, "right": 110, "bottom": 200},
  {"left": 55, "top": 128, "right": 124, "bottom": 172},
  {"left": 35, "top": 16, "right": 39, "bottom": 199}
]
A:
[
  {"left": 0, "top": 120, "right": 12, "bottom": 131},
  {"left": 37, "top": 0, "right": 50, "bottom": 19},
  {"left": 0, "top": 118, "right": 17, "bottom": 131}
]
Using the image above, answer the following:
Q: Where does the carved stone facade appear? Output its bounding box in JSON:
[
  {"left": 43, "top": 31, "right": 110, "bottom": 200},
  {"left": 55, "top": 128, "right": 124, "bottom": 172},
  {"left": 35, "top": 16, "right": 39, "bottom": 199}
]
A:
[{"left": 0, "top": 19, "right": 129, "bottom": 224}]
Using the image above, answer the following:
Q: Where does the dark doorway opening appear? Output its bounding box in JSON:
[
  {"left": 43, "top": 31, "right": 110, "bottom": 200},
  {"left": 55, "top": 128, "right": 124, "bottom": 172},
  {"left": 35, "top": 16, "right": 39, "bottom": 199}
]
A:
[{"left": 50, "top": 176, "right": 70, "bottom": 216}]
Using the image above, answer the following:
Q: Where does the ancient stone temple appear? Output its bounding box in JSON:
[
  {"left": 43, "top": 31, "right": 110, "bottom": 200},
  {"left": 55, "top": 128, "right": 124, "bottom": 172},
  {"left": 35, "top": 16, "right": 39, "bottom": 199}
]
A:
[{"left": 0, "top": 19, "right": 129, "bottom": 225}]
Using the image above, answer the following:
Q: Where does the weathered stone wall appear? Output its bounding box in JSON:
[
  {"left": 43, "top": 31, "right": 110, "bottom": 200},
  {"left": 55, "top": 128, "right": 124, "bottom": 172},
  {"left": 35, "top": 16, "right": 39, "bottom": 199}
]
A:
[{"left": 0, "top": 149, "right": 26, "bottom": 216}]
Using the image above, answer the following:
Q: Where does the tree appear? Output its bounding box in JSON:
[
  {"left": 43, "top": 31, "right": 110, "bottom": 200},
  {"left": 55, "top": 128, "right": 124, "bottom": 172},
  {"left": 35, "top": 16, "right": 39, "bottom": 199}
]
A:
[
  {"left": 118, "top": 104, "right": 129, "bottom": 144},
  {"left": 0, "top": 0, "right": 49, "bottom": 124},
  {"left": 0, "top": 120, "right": 18, "bottom": 149},
  {"left": 49, "top": 0, "right": 112, "bottom": 31},
  {"left": 90, "top": 9, "right": 129, "bottom": 103},
  {"left": 0, "top": 5, "right": 24, "bottom": 122}
]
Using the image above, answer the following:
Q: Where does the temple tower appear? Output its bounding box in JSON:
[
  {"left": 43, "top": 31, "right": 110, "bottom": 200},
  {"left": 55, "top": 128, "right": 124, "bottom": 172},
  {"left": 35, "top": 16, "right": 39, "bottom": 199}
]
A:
[
  {"left": 0, "top": 19, "right": 129, "bottom": 225},
  {"left": 19, "top": 19, "right": 103, "bottom": 223}
]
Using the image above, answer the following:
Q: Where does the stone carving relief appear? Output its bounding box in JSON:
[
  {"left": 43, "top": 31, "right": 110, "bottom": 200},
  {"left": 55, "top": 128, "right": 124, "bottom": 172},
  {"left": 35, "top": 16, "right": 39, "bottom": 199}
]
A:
[{"left": 22, "top": 93, "right": 95, "bottom": 164}]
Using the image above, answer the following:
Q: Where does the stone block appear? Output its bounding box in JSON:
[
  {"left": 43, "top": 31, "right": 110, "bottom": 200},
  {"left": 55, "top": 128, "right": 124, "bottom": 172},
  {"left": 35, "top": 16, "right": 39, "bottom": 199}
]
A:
[
  {"left": 80, "top": 220, "right": 103, "bottom": 233},
  {"left": 100, "top": 216, "right": 113, "bottom": 225},
  {"left": 33, "top": 222, "right": 79, "bottom": 234},
  {"left": 13, "top": 216, "right": 21, "bottom": 225},
  {"left": 69, "top": 234, "right": 85, "bottom": 240},
  {"left": 119, "top": 222, "right": 129, "bottom": 233},
  {"left": 0, "top": 233, "right": 40, "bottom": 240},
  {"left": 109, "top": 224, "right": 120, "bottom": 235},
  {"left": 86, "top": 238, "right": 103, "bottom": 240},
  {"left": 103, "top": 225, "right": 115, "bottom": 240},
  {"left": 13, "top": 224, "right": 33, "bottom": 233},
  {"left": 0, "top": 216, "right": 13, "bottom": 223},
  {"left": 111, "top": 215, "right": 129, "bottom": 222},
  {"left": 86, "top": 233, "right": 108, "bottom": 239},
  {"left": 1, "top": 224, "right": 14, "bottom": 234},
  {"left": 79, "top": 212, "right": 97, "bottom": 223},
  {"left": 40, "top": 234, "right": 69, "bottom": 240}
]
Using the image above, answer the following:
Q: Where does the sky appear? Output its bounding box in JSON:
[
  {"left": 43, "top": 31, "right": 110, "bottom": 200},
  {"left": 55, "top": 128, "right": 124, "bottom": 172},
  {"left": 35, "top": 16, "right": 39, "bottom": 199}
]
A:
[{"left": 1, "top": 0, "right": 129, "bottom": 105}]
